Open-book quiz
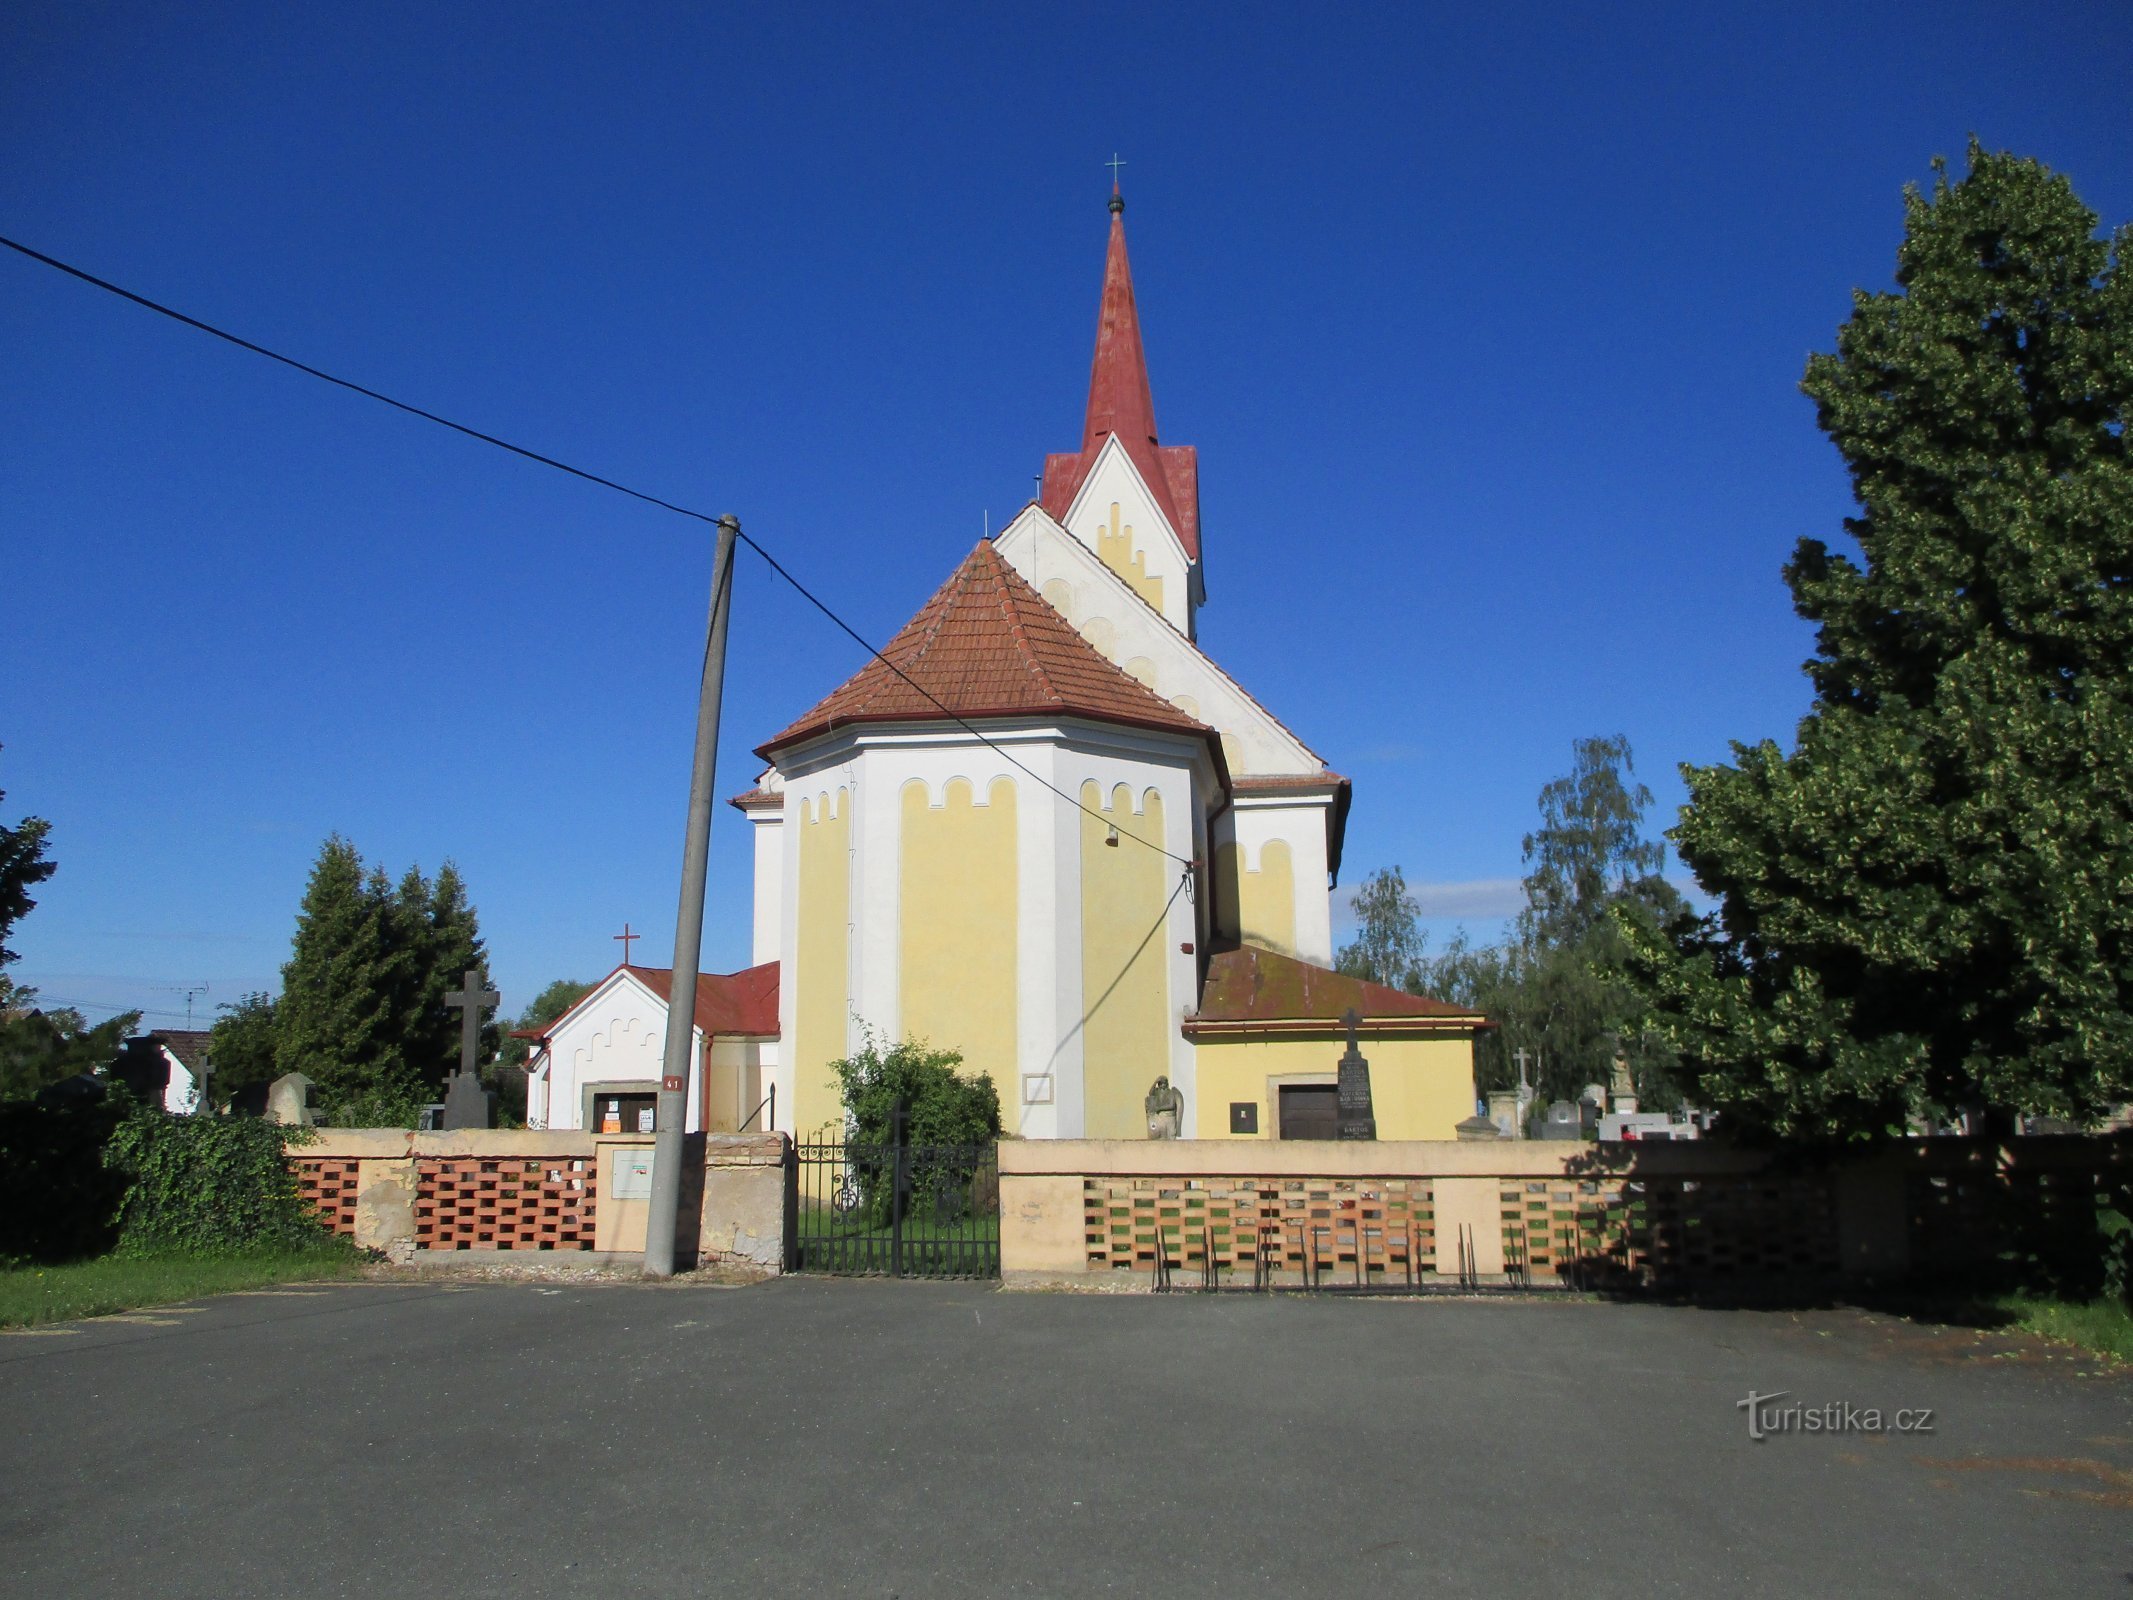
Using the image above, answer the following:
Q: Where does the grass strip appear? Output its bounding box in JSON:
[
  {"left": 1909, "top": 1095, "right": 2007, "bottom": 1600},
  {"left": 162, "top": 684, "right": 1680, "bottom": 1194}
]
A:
[
  {"left": 0, "top": 1246, "right": 364, "bottom": 1330},
  {"left": 1998, "top": 1292, "right": 2133, "bottom": 1364}
]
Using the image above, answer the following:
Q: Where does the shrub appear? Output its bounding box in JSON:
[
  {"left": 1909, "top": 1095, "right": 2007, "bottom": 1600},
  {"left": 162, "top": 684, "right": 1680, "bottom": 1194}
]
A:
[
  {"left": 103, "top": 1102, "right": 338, "bottom": 1258},
  {"left": 0, "top": 1097, "right": 126, "bottom": 1265},
  {"left": 828, "top": 1031, "right": 1002, "bottom": 1149}
]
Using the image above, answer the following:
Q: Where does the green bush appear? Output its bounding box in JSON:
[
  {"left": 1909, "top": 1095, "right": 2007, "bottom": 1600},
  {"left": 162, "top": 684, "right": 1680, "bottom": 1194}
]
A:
[
  {"left": 103, "top": 1103, "right": 339, "bottom": 1258},
  {"left": 828, "top": 1031, "right": 1002, "bottom": 1149},
  {"left": 827, "top": 1032, "right": 1002, "bottom": 1226},
  {"left": 0, "top": 1098, "right": 126, "bottom": 1265}
]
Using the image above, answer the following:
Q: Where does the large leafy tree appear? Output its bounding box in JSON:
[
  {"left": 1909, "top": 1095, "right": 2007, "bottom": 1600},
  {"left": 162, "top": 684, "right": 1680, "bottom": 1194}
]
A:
[
  {"left": 0, "top": 753, "right": 141, "bottom": 1100},
  {"left": 205, "top": 991, "right": 280, "bottom": 1106},
  {"left": 1335, "top": 866, "right": 1428, "bottom": 990},
  {"left": 1336, "top": 740, "right": 1683, "bottom": 1104},
  {"left": 1511, "top": 736, "right": 1687, "bottom": 1103},
  {"left": 0, "top": 749, "right": 56, "bottom": 1013},
  {"left": 1627, "top": 144, "right": 2133, "bottom": 1139}
]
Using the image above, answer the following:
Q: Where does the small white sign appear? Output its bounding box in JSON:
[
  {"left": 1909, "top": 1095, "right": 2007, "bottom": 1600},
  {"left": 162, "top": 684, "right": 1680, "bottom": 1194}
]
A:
[
  {"left": 1021, "top": 1074, "right": 1054, "bottom": 1105},
  {"left": 611, "top": 1149, "right": 655, "bottom": 1199}
]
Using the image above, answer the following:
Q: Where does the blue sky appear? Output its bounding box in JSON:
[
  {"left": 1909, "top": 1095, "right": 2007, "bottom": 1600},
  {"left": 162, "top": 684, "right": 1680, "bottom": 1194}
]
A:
[{"left": 4, "top": 4, "right": 2129, "bottom": 1031}]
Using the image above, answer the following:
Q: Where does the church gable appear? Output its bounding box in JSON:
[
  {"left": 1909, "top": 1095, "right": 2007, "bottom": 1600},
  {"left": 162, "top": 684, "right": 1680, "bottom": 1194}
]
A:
[{"left": 995, "top": 503, "right": 1325, "bottom": 778}]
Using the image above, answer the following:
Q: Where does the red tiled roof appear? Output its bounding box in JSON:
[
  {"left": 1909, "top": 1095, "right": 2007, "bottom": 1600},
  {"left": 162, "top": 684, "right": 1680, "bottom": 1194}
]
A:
[
  {"left": 1232, "top": 771, "right": 1350, "bottom": 792},
  {"left": 760, "top": 541, "right": 1217, "bottom": 759},
  {"left": 727, "top": 786, "right": 782, "bottom": 812},
  {"left": 1186, "top": 944, "right": 1486, "bottom": 1036},
  {"left": 1037, "top": 198, "right": 1200, "bottom": 562},
  {"left": 150, "top": 1029, "right": 211, "bottom": 1070},
  {"left": 627, "top": 961, "right": 780, "bottom": 1037}
]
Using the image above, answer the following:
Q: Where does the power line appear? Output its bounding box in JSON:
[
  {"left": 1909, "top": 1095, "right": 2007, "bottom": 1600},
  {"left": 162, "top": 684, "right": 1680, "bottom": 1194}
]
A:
[{"left": 0, "top": 233, "right": 1197, "bottom": 868}]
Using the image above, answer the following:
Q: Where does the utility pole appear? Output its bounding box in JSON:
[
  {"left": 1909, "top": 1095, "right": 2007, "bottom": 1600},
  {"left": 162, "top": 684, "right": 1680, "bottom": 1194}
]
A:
[{"left": 643, "top": 513, "right": 740, "bottom": 1278}]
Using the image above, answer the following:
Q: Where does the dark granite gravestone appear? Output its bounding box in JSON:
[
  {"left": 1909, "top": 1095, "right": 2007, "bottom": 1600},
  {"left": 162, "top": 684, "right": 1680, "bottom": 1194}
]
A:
[
  {"left": 1335, "top": 1008, "right": 1376, "bottom": 1141},
  {"left": 442, "top": 968, "right": 500, "bottom": 1131}
]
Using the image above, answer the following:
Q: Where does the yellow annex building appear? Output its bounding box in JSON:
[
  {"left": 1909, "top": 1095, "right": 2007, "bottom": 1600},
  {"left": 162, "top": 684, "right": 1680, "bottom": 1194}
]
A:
[{"left": 732, "top": 188, "right": 1487, "bottom": 1143}]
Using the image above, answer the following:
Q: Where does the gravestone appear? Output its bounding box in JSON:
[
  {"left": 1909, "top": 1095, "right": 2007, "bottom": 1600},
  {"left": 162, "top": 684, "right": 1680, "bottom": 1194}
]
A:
[
  {"left": 441, "top": 968, "right": 500, "bottom": 1131},
  {"left": 1335, "top": 1008, "right": 1376, "bottom": 1140},
  {"left": 1144, "top": 1075, "right": 1183, "bottom": 1139},
  {"left": 266, "top": 1071, "right": 315, "bottom": 1126},
  {"left": 1538, "top": 1099, "right": 1584, "bottom": 1140}
]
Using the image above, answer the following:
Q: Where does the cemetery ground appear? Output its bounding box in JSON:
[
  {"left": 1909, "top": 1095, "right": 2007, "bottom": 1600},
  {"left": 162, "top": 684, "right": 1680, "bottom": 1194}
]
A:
[{"left": 4, "top": 1277, "right": 2128, "bottom": 1597}]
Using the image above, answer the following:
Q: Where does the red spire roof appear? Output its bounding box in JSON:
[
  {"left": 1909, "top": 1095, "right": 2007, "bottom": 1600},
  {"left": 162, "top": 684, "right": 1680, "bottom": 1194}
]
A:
[
  {"left": 759, "top": 541, "right": 1217, "bottom": 759},
  {"left": 1038, "top": 196, "right": 1200, "bottom": 561}
]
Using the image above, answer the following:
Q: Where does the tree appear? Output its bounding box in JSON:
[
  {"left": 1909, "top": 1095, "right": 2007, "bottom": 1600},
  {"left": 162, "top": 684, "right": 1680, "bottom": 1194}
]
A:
[
  {"left": 206, "top": 992, "right": 279, "bottom": 1107},
  {"left": 273, "top": 838, "right": 498, "bottom": 1123},
  {"left": 494, "top": 977, "right": 594, "bottom": 1126},
  {"left": 1338, "top": 740, "right": 1685, "bottom": 1105},
  {"left": 0, "top": 749, "right": 56, "bottom": 1013},
  {"left": 1510, "top": 736, "right": 1687, "bottom": 1104},
  {"left": 0, "top": 1006, "right": 139, "bottom": 1103},
  {"left": 1335, "top": 866, "right": 1428, "bottom": 989},
  {"left": 394, "top": 860, "right": 494, "bottom": 1085},
  {"left": 1627, "top": 144, "right": 2133, "bottom": 1140},
  {"left": 276, "top": 838, "right": 415, "bottom": 1116},
  {"left": 499, "top": 979, "right": 595, "bottom": 1071},
  {"left": 0, "top": 752, "right": 138, "bottom": 1101}
]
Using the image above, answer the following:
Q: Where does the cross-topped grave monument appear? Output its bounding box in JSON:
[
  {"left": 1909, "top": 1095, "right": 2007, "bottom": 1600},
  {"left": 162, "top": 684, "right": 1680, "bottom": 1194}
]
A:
[
  {"left": 442, "top": 967, "right": 500, "bottom": 1130},
  {"left": 1336, "top": 1007, "right": 1377, "bottom": 1141}
]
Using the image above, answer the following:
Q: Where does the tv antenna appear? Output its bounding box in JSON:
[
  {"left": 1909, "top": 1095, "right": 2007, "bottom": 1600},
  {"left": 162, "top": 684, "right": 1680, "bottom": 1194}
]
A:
[{"left": 148, "top": 982, "right": 212, "bottom": 1031}]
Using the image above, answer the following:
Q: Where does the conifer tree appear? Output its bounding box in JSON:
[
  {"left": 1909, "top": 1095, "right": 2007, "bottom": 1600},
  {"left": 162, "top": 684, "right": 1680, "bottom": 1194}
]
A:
[
  {"left": 276, "top": 837, "right": 412, "bottom": 1110},
  {"left": 1627, "top": 144, "right": 2133, "bottom": 1138}
]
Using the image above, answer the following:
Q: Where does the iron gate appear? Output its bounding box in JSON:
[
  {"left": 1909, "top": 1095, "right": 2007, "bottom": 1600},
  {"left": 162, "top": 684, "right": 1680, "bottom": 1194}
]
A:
[{"left": 793, "top": 1119, "right": 999, "bottom": 1279}]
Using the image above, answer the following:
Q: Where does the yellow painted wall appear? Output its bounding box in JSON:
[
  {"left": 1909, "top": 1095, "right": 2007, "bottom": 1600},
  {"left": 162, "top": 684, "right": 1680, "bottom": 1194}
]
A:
[
  {"left": 900, "top": 777, "right": 1020, "bottom": 1132},
  {"left": 1190, "top": 1033, "right": 1478, "bottom": 1142},
  {"left": 794, "top": 787, "right": 850, "bottom": 1139},
  {"left": 1097, "top": 502, "right": 1164, "bottom": 614},
  {"left": 1079, "top": 782, "right": 1171, "bottom": 1139},
  {"left": 1213, "top": 839, "right": 1297, "bottom": 956}
]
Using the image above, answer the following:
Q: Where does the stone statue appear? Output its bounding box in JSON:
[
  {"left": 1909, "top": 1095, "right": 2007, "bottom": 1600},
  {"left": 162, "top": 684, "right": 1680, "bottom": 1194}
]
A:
[{"left": 1144, "top": 1075, "right": 1183, "bottom": 1139}]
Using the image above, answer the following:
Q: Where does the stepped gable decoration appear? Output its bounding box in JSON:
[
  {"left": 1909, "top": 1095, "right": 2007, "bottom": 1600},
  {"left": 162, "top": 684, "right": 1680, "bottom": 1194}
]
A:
[
  {"left": 1038, "top": 190, "right": 1199, "bottom": 561},
  {"left": 759, "top": 540, "right": 1219, "bottom": 758},
  {"left": 1187, "top": 944, "right": 1488, "bottom": 1036}
]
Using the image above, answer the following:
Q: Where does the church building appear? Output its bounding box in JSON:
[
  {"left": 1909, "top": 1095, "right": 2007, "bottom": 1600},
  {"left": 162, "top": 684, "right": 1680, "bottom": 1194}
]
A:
[
  {"left": 736, "top": 187, "right": 1484, "bottom": 1142},
  {"left": 526, "top": 188, "right": 1486, "bottom": 1141}
]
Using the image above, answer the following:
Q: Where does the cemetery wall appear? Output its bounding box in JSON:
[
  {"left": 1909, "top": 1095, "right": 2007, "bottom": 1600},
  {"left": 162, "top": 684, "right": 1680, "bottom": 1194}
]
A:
[
  {"left": 998, "top": 1134, "right": 2132, "bottom": 1291},
  {"left": 291, "top": 1129, "right": 790, "bottom": 1270}
]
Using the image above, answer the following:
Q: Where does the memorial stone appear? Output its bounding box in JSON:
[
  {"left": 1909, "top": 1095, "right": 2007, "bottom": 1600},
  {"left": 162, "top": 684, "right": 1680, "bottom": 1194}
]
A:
[
  {"left": 266, "top": 1071, "right": 315, "bottom": 1127},
  {"left": 1335, "top": 1008, "right": 1376, "bottom": 1140}
]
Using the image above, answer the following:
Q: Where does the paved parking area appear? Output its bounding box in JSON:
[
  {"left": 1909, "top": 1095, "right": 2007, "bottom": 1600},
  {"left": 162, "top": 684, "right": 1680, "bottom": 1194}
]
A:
[{"left": 2, "top": 1275, "right": 2126, "bottom": 1596}]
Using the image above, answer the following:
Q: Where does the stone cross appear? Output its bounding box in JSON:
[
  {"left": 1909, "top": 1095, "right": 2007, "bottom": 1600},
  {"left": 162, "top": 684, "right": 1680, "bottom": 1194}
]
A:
[{"left": 445, "top": 969, "right": 500, "bottom": 1078}]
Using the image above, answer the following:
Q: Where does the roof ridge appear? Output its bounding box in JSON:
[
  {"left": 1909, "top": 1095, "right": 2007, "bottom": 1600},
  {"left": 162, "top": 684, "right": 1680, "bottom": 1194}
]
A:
[{"left": 986, "top": 543, "right": 1064, "bottom": 707}]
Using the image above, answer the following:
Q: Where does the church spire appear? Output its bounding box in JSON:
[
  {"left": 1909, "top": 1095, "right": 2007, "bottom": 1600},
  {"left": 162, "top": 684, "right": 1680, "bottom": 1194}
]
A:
[{"left": 1081, "top": 188, "right": 1160, "bottom": 457}]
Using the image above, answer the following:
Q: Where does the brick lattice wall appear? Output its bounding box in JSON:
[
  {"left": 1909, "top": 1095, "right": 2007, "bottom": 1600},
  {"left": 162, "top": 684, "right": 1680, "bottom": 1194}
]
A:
[
  {"left": 415, "top": 1156, "right": 597, "bottom": 1250},
  {"left": 292, "top": 1157, "right": 363, "bottom": 1237},
  {"left": 1083, "top": 1175, "right": 1436, "bottom": 1281}
]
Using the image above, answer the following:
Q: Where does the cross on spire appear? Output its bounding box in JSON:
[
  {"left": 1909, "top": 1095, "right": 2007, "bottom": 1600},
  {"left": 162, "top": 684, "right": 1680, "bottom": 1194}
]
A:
[
  {"left": 1105, "top": 152, "right": 1126, "bottom": 192},
  {"left": 614, "top": 922, "right": 639, "bottom": 965}
]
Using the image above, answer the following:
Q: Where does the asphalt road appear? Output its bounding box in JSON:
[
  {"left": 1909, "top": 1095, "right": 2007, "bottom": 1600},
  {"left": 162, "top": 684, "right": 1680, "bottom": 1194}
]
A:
[{"left": 2, "top": 1275, "right": 2126, "bottom": 1597}]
